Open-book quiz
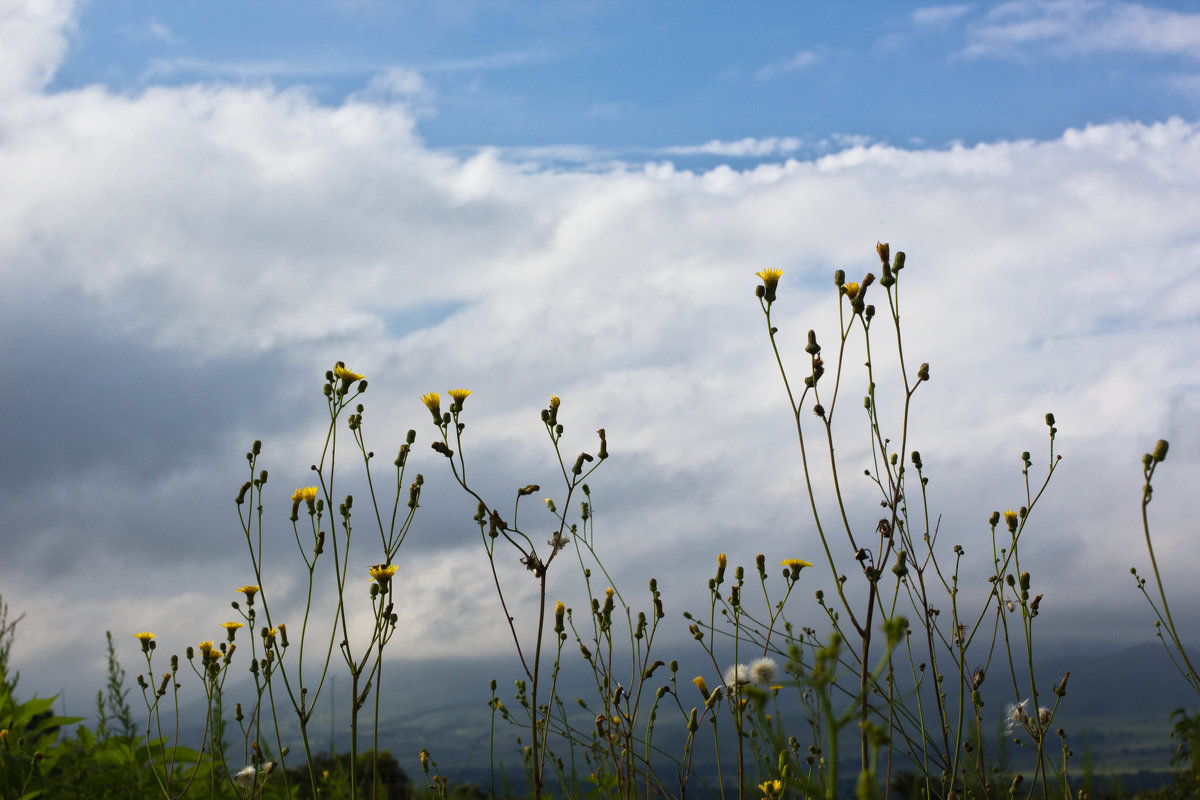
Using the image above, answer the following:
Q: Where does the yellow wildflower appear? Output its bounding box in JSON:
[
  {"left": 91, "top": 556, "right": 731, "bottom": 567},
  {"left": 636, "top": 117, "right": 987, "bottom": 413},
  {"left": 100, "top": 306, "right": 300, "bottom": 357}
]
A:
[
  {"left": 370, "top": 563, "right": 398, "bottom": 585},
  {"left": 782, "top": 558, "right": 813, "bottom": 579},
  {"left": 133, "top": 631, "right": 155, "bottom": 651},
  {"left": 845, "top": 281, "right": 861, "bottom": 300},
  {"left": 692, "top": 675, "right": 709, "bottom": 700},
  {"left": 420, "top": 392, "right": 441, "bottom": 420},
  {"left": 221, "top": 621, "right": 243, "bottom": 641},
  {"left": 755, "top": 268, "right": 783, "bottom": 302},
  {"left": 197, "top": 641, "right": 214, "bottom": 658},
  {"left": 334, "top": 364, "right": 364, "bottom": 384},
  {"left": 447, "top": 388, "right": 471, "bottom": 411},
  {"left": 238, "top": 585, "right": 260, "bottom": 604},
  {"left": 1003, "top": 509, "right": 1019, "bottom": 532}
]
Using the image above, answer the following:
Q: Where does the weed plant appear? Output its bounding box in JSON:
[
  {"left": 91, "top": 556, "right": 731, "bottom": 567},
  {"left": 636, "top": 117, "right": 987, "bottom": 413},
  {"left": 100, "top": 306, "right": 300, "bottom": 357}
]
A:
[{"left": 0, "top": 242, "right": 1195, "bottom": 799}]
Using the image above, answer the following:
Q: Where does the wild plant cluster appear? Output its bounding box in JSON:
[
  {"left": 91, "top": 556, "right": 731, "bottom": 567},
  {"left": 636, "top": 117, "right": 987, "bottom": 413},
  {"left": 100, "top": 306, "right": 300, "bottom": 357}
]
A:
[{"left": 0, "top": 244, "right": 1195, "bottom": 800}]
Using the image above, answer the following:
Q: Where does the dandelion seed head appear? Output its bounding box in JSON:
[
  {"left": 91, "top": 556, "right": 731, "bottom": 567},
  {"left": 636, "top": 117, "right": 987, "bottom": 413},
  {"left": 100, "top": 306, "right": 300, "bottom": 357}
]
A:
[
  {"left": 233, "top": 765, "right": 256, "bottom": 787},
  {"left": 724, "top": 663, "right": 749, "bottom": 690},
  {"left": 750, "top": 657, "right": 778, "bottom": 685}
]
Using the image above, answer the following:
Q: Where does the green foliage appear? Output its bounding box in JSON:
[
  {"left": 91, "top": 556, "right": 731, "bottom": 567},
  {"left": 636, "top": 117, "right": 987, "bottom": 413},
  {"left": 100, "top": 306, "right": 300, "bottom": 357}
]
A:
[{"left": 284, "top": 750, "right": 409, "bottom": 799}]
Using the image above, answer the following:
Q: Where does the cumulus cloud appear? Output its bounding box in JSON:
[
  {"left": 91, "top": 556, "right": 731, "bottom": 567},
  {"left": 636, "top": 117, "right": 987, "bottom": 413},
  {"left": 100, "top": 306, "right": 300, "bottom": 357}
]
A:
[
  {"left": 3, "top": 2, "right": 1199, "bottom": 709},
  {"left": 964, "top": 0, "right": 1200, "bottom": 60},
  {"left": 0, "top": 0, "right": 76, "bottom": 96}
]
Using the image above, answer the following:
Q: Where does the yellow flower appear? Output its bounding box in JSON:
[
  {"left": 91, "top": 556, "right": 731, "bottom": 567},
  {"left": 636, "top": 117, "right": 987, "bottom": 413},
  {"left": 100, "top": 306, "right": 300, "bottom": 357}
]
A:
[
  {"left": 447, "top": 388, "right": 472, "bottom": 411},
  {"left": 221, "top": 621, "right": 243, "bottom": 641},
  {"left": 755, "top": 268, "right": 783, "bottom": 301},
  {"left": 718, "top": 553, "right": 727, "bottom": 569},
  {"left": 549, "top": 395, "right": 560, "bottom": 410},
  {"left": 197, "top": 640, "right": 214, "bottom": 656},
  {"left": 238, "top": 585, "right": 259, "bottom": 601},
  {"left": 845, "top": 281, "right": 861, "bottom": 300},
  {"left": 782, "top": 558, "right": 813, "bottom": 579},
  {"left": 1003, "top": 509, "right": 1019, "bottom": 532},
  {"left": 420, "top": 391, "right": 441, "bottom": 420},
  {"left": 692, "top": 675, "right": 710, "bottom": 700},
  {"left": 334, "top": 364, "right": 364, "bottom": 384},
  {"left": 370, "top": 563, "right": 398, "bottom": 585},
  {"left": 291, "top": 486, "right": 318, "bottom": 509},
  {"left": 759, "top": 779, "right": 783, "bottom": 799},
  {"left": 133, "top": 631, "right": 155, "bottom": 651}
]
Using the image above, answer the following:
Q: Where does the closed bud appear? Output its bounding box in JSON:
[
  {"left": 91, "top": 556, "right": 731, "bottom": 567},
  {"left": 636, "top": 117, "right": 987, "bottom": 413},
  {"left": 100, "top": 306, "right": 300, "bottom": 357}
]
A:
[
  {"left": 893, "top": 251, "right": 905, "bottom": 270},
  {"left": 833, "top": 269, "right": 845, "bottom": 287},
  {"left": 805, "top": 330, "right": 820, "bottom": 355},
  {"left": 1152, "top": 439, "right": 1169, "bottom": 463},
  {"left": 880, "top": 262, "right": 895, "bottom": 287},
  {"left": 918, "top": 362, "right": 930, "bottom": 381}
]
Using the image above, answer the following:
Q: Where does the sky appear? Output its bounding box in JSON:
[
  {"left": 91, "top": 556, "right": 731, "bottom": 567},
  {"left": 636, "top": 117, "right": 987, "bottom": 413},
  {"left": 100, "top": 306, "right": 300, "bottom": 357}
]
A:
[{"left": 2, "top": 0, "right": 1200, "bottom": 732}]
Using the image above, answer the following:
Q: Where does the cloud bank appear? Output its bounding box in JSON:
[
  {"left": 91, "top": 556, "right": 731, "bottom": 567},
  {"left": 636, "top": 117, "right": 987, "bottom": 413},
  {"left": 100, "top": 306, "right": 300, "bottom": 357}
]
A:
[{"left": 2, "top": 1, "right": 1199, "bottom": 706}]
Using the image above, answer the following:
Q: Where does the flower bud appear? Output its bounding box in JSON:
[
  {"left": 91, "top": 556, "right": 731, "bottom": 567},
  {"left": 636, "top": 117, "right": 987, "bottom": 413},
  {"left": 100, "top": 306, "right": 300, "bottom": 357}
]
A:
[{"left": 1152, "top": 439, "right": 1169, "bottom": 463}]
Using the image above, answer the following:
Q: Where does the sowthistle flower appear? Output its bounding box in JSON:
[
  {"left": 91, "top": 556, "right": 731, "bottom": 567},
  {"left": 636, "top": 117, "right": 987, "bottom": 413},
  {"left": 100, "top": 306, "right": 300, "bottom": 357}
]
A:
[
  {"left": 133, "top": 631, "right": 155, "bottom": 652},
  {"left": 334, "top": 364, "right": 364, "bottom": 387},
  {"left": 221, "top": 621, "right": 243, "bottom": 641},
  {"left": 755, "top": 268, "right": 783, "bottom": 303},
  {"left": 420, "top": 392, "right": 442, "bottom": 422},
  {"left": 370, "top": 563, "right": 398, "bottom": 587},
  {"left": 238, "top": 585, "right": 260, "bottom": 605},
  {"left": 448, "top": 388, "right": 471, "bottom": 412},
  {"left": 781, "top": 557, "right": 813, "bottom": 580}
]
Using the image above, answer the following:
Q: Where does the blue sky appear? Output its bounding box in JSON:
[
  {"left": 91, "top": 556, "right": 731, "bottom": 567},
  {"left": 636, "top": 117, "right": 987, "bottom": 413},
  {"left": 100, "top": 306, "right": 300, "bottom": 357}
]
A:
[
  {"left": 52, "top": 1, "right": 1200, "bottom": 156},
  {"left": 3, "top": 0, "right": 1200, "bottom": 732}
]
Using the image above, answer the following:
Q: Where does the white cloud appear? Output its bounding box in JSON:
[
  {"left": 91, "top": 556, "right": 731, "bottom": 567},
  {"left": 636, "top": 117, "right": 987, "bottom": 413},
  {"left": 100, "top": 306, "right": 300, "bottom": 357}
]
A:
[
  {"left": 964, "top": 0, "right": 1200, "bottom": 60},
  {"left": 3, "top": 0, "right": 1200, "bottom": 716},
  {"left": 146, "top": 18, "right": 177, "bottom": 45},
  {"left": 0, "top": 0, "right": 76, "bottom": 96},
  {"left": 913, "top": 4, "right": 973, "bottom": 26},
  {"left": 662, "top": 137, "right": 806, "bottom": 158},
  {"left": 756, "top": 49, "right": 821, "bottom": 80}
]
